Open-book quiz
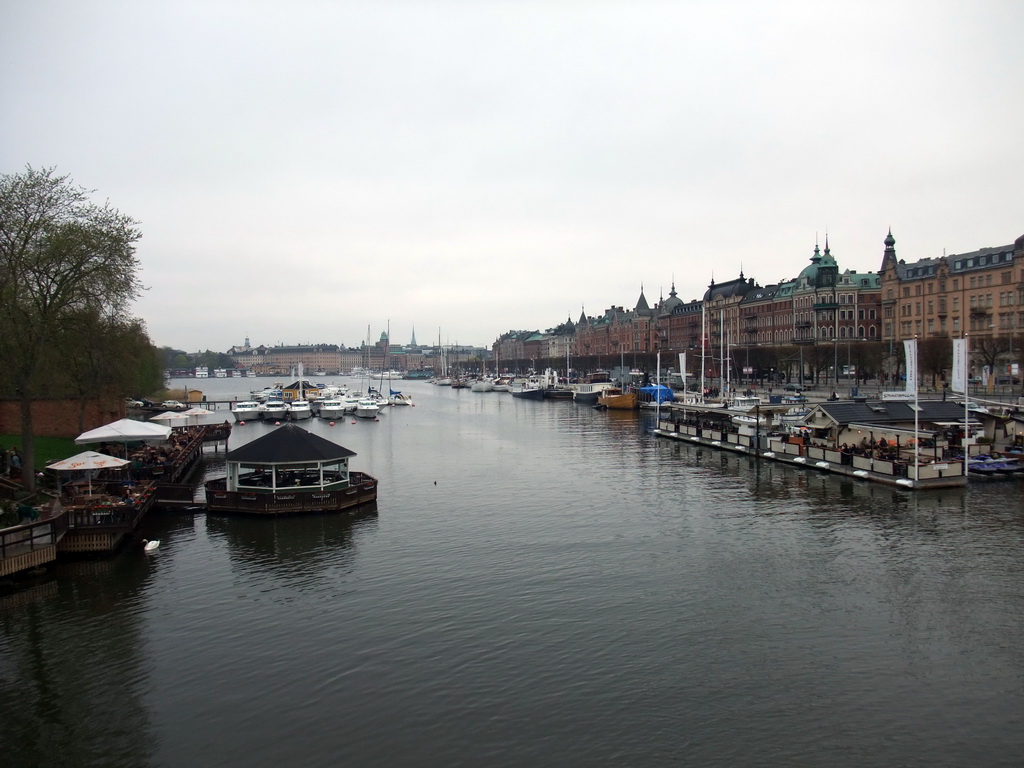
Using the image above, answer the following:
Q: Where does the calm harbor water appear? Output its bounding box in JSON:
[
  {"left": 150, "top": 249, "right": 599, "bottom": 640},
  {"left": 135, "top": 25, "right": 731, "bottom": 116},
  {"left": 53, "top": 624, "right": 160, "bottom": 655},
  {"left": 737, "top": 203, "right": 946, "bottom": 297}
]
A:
[{"left": 3, "top": 377, "right": 1024, "bottom": 767}]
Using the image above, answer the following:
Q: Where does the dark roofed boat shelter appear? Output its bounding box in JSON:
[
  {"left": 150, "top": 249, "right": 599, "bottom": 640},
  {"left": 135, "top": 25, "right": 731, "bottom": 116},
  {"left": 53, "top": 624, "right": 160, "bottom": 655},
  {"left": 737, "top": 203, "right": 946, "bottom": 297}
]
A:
[{"left": 205, "top": 424, "right": 377, "bottom": 515}]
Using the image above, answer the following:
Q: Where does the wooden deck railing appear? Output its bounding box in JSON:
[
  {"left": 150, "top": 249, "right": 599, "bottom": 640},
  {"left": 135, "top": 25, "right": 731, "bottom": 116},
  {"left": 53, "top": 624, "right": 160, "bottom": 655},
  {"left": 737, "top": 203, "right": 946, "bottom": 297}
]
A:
[
  {"left": 204, "top": 472, "right": 378, "bottom": 515},
  {"left": 0, "top": 506, "right": 69, "bottom": 577}
]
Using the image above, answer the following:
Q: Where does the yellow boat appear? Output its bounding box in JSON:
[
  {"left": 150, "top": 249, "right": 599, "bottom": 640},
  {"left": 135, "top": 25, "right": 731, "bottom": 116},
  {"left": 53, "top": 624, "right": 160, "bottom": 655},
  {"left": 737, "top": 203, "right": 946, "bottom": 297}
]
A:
[{"left": 596, "top": 387, "right": 638, "bottom": 410}]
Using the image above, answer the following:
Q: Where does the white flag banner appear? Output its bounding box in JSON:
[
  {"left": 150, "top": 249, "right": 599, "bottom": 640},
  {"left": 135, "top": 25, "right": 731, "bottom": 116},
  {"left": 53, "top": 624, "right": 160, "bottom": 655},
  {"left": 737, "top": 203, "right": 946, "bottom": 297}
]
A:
[
  {"left": 904, "top": 339, "right": 918, "bottom": 393},
  {"left": 679, "top": 352, "right": 686, "bottom": 381},
  {"left": 951, "top": 338, "right": 968, "bottom": 394}
]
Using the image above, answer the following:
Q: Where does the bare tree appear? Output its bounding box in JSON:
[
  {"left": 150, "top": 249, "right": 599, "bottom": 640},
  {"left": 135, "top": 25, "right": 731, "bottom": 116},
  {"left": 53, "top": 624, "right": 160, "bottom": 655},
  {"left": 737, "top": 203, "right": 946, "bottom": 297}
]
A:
[{"left": 919, "top": 337, "right": 952, "bottom": 388}]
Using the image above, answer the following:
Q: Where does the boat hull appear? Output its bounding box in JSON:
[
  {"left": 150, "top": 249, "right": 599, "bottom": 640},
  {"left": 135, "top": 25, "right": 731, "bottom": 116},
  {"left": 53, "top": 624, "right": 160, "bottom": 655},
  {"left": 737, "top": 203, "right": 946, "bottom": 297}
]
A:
[
  {"left": 597, "top": 392, "right": 638, "bottom": 410},
  {"left": 511, "top": 388, "right": 545, "bottom": 400},
  {"left": 230, "top": 403, "right": 263, "bottom": 421},
  {"left": 354, "top": 402, "right": 381, "bottom": 418}
]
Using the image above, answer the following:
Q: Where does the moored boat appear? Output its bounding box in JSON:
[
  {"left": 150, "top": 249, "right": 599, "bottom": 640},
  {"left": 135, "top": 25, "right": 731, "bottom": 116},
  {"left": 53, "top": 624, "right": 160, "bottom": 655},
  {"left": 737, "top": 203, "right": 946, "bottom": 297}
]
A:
[
  {"left": 596, "top": 387, "right": 638, "bottom": 410},
  {"left": 288, "top": 399, "right": 313, "bottom": 420},
  {"left": 259, "top": 399, "right": 290, "bottom": 421},
  {"left": 388, "top": 389, "right": 413, "bottom": 405},
  {"left": 230, "top": 401, "right": 263, "bottom": 422},
  {"left": 510, "top": 378, "right": 545, "bottom": 400},
  {"left": 318, "top": 398, "right": 348, "bottom": 419},
  {"left": 354, "top": 398, "right": 381, "bottom": 419},
  {"left": 572, "top": 381, "right": 616, "bottom": 404}
]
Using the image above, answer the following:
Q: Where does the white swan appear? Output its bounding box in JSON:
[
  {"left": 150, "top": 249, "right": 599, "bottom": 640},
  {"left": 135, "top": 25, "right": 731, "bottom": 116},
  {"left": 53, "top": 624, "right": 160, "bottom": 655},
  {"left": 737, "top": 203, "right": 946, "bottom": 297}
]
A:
[{"left": 142, "top": 539, "right": 160, "bottom": 552}]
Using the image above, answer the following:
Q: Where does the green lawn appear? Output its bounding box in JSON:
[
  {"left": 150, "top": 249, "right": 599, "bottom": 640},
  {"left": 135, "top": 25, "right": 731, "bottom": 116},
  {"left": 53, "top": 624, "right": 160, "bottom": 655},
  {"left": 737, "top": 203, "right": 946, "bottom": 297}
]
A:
[{"left": 0, "top": 434, "right": 81, "bottom": 465}]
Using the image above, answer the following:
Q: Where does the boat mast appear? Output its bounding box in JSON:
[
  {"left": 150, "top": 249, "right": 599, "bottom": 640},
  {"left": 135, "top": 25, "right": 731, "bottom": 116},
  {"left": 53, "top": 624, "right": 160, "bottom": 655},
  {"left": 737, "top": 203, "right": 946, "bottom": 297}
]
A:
[
  {"left": 720, "top": 309, "right": 725, "bottom": 397},
  {"left": 700, "top": 303, "right": 706, "bottom": 402},
  {"left": 726, "top": 324, "right": 732, "bottom": 397},
  {"left": 656, "top": 350, "right": 662, "bottom": 421}
]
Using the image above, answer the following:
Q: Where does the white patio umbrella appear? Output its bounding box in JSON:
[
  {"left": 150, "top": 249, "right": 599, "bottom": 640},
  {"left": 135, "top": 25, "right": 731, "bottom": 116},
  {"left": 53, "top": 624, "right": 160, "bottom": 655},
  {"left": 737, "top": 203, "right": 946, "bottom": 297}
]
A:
[
  {"left": 181, "top": 406, "right": 218, "bottom": 425},
  {"left": 47, "top": 450, "right": 131, "bottom": 494},
  {"left": 150, "top": 411, "right": 190, "bottom": 422}
]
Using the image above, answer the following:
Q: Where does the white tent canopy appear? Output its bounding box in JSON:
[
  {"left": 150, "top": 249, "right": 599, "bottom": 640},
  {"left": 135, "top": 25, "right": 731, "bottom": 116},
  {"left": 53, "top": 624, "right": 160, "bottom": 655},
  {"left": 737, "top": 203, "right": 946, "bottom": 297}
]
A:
[{"left": 75, "top": 418, "right": 172, "bottom": 445}]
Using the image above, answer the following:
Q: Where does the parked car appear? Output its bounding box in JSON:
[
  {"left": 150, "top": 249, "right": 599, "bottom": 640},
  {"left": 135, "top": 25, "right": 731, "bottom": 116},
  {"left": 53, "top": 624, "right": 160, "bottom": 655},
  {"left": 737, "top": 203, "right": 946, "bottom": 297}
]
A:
[
  {"left": 162, "top": 400, "right": 187, "bottom": 410},
  {"left": 784, "top": 383, "right": 803, "bottom": 392},
  {"left": 125, "top": 397, "right": 144, "bottom": 408}
]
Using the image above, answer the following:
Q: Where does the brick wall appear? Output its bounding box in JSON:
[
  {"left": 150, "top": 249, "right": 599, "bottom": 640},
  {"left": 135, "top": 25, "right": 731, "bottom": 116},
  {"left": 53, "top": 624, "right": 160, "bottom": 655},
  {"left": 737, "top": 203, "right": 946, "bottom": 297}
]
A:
[{"left": 0, "top": 397, "right": 126, "bottom": 438}]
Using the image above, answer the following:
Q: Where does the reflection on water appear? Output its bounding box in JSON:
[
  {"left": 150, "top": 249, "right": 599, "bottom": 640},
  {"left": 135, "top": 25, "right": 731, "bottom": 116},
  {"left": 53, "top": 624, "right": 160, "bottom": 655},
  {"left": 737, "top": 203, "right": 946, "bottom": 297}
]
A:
[
  {"left": 3, "top": 380, "right": 1024, "bottom": 767},
  {"left": 204, "top": 507, "right": 378, "bottom": 578},
  {"left": 0, "top": 547, "right": 157, "bottom": 768}
]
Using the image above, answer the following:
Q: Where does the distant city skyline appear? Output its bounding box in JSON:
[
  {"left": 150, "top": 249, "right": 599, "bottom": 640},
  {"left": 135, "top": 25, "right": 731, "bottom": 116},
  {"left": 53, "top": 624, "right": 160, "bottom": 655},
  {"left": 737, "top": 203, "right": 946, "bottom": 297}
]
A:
[{"left": 4, "top": 2, "right": 1021, "bottom": 352}]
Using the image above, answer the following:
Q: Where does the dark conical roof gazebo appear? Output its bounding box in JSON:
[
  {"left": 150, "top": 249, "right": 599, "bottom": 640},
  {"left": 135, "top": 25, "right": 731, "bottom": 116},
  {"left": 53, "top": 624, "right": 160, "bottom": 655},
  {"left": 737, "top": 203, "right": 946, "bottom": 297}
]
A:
[
  {"left": 205, "top": 424, "right": 377, "bottom": 515},
  {"left": 225, "top": 424, "right": 355, "bottom": 466}
]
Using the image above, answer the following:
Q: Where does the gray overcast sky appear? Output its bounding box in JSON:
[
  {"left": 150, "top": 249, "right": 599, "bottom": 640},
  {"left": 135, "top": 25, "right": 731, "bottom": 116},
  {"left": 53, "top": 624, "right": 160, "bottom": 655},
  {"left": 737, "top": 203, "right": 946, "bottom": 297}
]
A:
[{"left": 3, "top": 1, "right": 1022, "bottom": 352}]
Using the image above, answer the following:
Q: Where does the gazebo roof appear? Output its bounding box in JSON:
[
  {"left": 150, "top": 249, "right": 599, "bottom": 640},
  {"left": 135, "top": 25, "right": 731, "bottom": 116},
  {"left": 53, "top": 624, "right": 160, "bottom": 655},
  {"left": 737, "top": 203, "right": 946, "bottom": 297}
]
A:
[{"left": 225, "top": 424, "right": 356, "bottom": 464}]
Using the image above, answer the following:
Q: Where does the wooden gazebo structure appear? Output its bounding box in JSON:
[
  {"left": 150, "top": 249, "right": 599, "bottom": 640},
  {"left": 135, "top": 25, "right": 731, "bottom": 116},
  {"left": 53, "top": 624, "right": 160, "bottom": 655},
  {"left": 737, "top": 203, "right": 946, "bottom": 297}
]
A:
[{"left": 204, "top": 425, "right": 377, "bottom": 515}]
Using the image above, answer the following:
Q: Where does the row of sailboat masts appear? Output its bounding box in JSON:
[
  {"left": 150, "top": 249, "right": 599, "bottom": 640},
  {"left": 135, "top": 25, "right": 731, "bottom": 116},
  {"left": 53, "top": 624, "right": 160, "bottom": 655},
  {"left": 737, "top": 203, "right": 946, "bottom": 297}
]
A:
[{"left": 699, "top": 306, "right": 735, "bottom": 396}]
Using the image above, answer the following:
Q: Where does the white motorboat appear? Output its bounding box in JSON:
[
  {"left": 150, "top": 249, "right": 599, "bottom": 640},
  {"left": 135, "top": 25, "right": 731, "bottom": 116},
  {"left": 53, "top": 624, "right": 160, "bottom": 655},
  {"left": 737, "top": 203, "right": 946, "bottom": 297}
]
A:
[
  {"left": 470, "top": 378, "right": 495, "bottom": 392},
  {"left": 288, "top": 399, "right": 313, "bottom": 420},
  {"left": 318, "top": 398, "right": 348, "bottom": 419},
  {"left": 259, "top": 399, "right": 290, "bottom": 421},
  {"left": 318, "top": 384, "right": 349, "bottom": 399},
  {"left": 250, "top": 387, "right": 283, "bottom": 402},
  {"left": 354, "top": 398, "right": 381, "bottom": 419},
  {"left": 230, "top": 401, "right": 263, "bottom": 421}
]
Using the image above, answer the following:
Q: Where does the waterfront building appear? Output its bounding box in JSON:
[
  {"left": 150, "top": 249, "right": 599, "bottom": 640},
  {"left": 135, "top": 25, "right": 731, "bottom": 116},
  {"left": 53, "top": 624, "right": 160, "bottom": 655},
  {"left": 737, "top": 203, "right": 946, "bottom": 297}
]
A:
[
  {"left": 229, "top": 342, "right": 344, "bottom": 375},
  {"left": 573, "top": 288, "right": 659, "bottom": 364},
  {"left": 879, "top": 230, "right": 1024, "bottom": 380}
]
